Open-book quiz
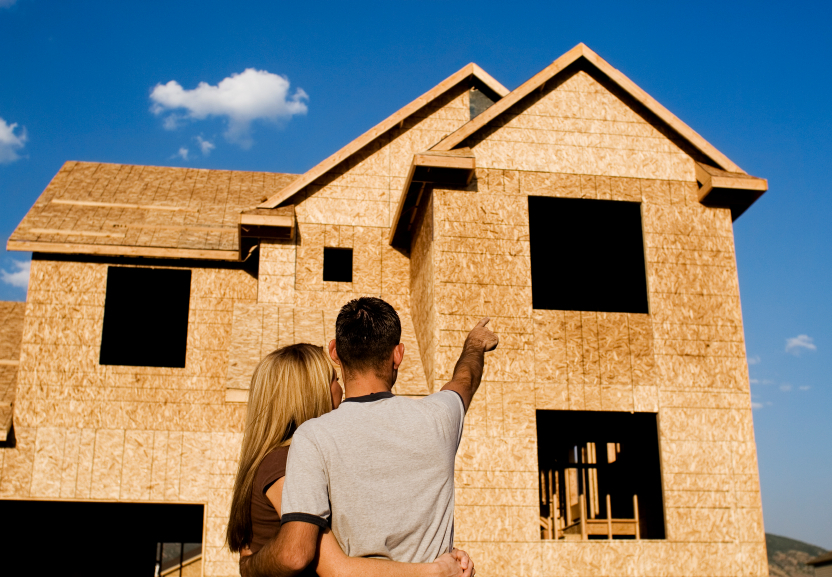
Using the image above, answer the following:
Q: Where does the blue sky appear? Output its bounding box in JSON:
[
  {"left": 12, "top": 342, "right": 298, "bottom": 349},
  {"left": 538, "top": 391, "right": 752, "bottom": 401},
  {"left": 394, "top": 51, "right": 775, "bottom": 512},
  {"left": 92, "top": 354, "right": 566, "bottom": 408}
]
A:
[{"left": 1, "top": 0, "right": 830, "bottom": 548}]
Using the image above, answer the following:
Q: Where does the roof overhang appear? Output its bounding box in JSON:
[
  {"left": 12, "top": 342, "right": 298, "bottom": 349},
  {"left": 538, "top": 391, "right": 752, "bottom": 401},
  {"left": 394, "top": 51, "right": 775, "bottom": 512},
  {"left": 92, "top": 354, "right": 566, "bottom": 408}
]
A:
[
  {"left": 696, "top": 163, "right": 767, "bottom": 220},
  {"left": 389, "top": 149, "right": 475, "bottom": 252},
  {"left": 239, "top": 206, "right": 296, "bottom": 260}
]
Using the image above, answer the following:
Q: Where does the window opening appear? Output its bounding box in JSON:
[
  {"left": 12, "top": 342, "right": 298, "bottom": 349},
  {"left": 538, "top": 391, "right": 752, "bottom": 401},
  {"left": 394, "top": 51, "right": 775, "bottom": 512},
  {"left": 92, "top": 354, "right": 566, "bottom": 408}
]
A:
[
  {"left": 323, "top": 247, "right": 353, "bottom": 282},
  {"left": 0, "top": 500, "right": 203, "bottom": 577},
  {"left": 155, "top": 541, "right": 203, "bottom": 577},
  {"left": 99, "top": 266, "right": 191, "bottom": 368},
  {"left": 528, "top": 196, "right": 649, "bottom": 313},
  {"left": 537, "top": 410, "right": 665, "bottom": 540}
]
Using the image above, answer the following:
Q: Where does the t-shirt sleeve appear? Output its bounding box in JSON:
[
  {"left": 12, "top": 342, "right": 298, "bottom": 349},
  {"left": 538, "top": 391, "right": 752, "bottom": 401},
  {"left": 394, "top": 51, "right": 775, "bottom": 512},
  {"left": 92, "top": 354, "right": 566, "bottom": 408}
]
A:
[
  {"left": 280, "top": 426, "right": 331, "bottom": 529},
  {"left": 421, "top": 390, "right": 465, "bottom": 446}
]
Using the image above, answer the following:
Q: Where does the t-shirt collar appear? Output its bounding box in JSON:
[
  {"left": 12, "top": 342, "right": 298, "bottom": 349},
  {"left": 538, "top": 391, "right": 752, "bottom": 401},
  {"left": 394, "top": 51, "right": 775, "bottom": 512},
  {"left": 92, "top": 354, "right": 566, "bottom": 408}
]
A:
[{"left": 342, "top": 391, "right": 395, "bottom": 403}]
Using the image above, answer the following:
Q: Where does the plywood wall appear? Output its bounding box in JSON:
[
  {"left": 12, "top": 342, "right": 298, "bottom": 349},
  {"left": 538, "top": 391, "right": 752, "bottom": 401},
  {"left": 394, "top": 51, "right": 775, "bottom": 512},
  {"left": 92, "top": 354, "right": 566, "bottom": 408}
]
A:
[
  {"left": 416, "top": 164, "right": 763, "bottom": 576},
  {"left": 0, "top": 259, "right": 255, "bottom": 576}
]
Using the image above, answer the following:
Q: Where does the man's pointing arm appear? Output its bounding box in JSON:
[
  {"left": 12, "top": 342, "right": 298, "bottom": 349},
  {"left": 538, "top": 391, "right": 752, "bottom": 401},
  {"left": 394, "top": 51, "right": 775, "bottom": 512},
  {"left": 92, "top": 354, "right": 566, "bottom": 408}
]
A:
[{"left": 441, "top": 317, "right": 499, "bottom": 411}]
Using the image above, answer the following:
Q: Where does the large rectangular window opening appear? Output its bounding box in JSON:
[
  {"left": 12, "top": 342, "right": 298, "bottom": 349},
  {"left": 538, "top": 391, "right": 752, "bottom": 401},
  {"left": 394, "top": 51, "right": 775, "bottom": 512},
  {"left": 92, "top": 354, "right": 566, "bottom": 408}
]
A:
[
  {"left": 528, "top": 197, "right": 649, "bottom": 313},
  {"left": 537, "top": 410, "right": 665, "bottom": 540},
  {"left": 100, "top": 266, "right": 191, "bottom": 368},
  {"left": 0, "top": 501, "right": 203, "bottom": 577}
]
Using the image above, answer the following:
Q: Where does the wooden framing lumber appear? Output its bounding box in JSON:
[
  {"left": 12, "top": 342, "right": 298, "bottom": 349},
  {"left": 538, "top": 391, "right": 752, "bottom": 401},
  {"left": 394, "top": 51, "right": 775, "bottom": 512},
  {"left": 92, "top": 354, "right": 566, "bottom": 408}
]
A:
[
  {"left": 388, "top": 148, "right": 476, "bottom": 252},
  {"left": 238, "top": 206, "right": 296, "bottom": 259},
  {"left": 51, "top": 199, "right": 198, "bottom": 212},
  {"left": 696, "top": 162, "right": 768, "bottom": 220},
  {"left": 6, "top": 240, "right": 240, "bottom": 261},
  {"left": 258, "top": 65, "right": 507, "bottom": 209},
  {"left": 226, "top": 389, "right": 249, "bottom": 403},
  {"left": 431, "top": 43, "right": 746, "bottom": 175}
]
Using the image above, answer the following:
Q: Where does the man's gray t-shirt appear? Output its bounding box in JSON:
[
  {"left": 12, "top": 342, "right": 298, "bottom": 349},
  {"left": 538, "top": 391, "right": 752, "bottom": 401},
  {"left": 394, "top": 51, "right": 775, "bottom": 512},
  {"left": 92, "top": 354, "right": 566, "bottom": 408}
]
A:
[{"left": 280, "top": 390, "right": 465, "bottom": 562}]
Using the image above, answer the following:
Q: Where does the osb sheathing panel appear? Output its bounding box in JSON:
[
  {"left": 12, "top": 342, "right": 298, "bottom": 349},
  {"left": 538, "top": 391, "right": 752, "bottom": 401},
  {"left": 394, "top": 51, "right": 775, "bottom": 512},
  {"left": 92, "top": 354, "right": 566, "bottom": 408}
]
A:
[
  {"left": 291, "top": 83, "right": 471, "bottom": 229},
  {"left": 0, "top": 258, "right": 256, "bottom": 576},
  {"left": 225, "top": 301, "right": 429, "bottom": 397},
  {"left": 0, "top": 426, "right": 241, "bottom": 574},
  {"left": 468, "top": 71, "right": 697, "bottom": 182},
  {"left": 10, "top": 162, "right": 297, "bottom": 253},
  {"left": 0, "top": 301, "right": 25, "bottom": 361},
  {"left": 425, "top": 161, "right": 763, "bottom": 575},
  {"left": 410, "top": 194, "right": 437, "bottom": 389},
  {"left": 0, "top": 301, "right": 25, "bottom": 434}
]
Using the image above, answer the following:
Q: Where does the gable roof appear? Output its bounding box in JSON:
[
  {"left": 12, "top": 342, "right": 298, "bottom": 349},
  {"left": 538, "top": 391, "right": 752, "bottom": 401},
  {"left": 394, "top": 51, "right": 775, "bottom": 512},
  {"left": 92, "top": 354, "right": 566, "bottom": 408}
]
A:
[
  {"left": 258, "top": 63, "right": 509, "bottom": 209},
  {"left": 8, "top": 161, "right": 297, "bottom": 261},
  {"left": 430, "top": 43, "right": 745, "bottom": 174}
]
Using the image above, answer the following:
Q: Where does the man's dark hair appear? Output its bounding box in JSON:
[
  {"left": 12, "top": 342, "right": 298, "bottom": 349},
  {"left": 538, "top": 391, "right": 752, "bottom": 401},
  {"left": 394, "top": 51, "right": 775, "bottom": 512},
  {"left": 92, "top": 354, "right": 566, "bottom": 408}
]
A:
[{"left": 335, "top": 297, "right": 401, "bottom": 375}]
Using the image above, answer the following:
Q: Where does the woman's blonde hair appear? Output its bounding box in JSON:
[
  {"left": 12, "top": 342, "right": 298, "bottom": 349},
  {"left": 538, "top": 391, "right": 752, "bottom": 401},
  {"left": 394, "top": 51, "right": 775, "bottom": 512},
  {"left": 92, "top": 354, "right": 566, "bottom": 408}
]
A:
[{"left": 226, "top": 343, "right": 336, "bottom": 552}]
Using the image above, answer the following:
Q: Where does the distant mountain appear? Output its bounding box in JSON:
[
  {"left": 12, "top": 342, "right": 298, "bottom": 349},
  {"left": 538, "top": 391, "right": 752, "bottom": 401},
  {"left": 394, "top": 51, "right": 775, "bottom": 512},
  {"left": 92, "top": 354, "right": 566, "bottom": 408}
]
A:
[{"left": 767, "top": 533, "right": 828, "bottom": 577}]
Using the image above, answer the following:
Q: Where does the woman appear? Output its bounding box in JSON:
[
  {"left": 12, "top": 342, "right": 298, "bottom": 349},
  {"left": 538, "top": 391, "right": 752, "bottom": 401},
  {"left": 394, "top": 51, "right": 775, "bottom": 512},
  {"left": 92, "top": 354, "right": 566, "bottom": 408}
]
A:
[{"left": 227, "top": 343, "right": 470, "bottom": 577}]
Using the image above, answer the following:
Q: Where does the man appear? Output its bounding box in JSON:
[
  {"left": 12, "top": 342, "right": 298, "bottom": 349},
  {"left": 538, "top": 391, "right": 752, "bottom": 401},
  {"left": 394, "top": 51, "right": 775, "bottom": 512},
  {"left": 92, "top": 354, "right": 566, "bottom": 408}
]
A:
[{"left": 241, "top": 297, "right": 498, "bottom": 577}]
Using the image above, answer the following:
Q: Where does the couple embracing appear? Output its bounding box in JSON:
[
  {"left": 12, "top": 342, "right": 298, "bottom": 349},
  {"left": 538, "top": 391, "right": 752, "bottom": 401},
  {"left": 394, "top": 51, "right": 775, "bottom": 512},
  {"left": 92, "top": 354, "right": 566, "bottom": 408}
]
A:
[{"left": 227, "top": 297, "right": 498, "bottom": 577}]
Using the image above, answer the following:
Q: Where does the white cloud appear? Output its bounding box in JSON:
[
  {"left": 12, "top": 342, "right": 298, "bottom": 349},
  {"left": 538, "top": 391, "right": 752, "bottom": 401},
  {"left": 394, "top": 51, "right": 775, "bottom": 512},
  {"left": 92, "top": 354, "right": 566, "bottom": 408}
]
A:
[
  {"left": 196, "top": 136, "right": 215, "bottom": 156},
  {"left": 799, "top": 386, "right": 811, "bottom": 391},
  {"left": 0, "top": 117, "right": 27, "bottom": 164},
  {"left": 780, "top": 384, "right": 793, "bottom": 392},
  {"left": 163, "top": 114, "right": 185, "bottom": 130},
  {"left": 786, "top": 334, "right": 816, "bottom": 355},
  {"left": 172, "top": 147, "right": 189, "bottom": 161},
  {"left": 0, "top": 260, "right": 30, "bottom": 289},
  {"left": 0, "top": 0, "right": 18, "bottom": 8},
  {"left": 747, "top": 355, "right": 761, "bottom": 365},
  {"left": 751, "top": 402, "right": 763, "bottom": 410},
  {"left": 150, "top": 68, "right": 308, "bottom": 148}
]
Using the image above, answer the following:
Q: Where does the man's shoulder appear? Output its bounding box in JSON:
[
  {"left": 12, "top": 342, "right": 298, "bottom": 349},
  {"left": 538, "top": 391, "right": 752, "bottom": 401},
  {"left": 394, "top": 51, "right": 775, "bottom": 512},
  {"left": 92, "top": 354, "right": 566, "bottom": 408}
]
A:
[{"left": 418, "top": 389, "right": 465, "bottom": 412}]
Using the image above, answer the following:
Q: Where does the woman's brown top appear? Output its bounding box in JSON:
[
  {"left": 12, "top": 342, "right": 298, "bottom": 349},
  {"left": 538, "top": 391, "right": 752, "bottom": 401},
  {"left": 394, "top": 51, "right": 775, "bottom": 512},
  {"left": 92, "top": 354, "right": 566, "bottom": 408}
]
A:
[{"left": 249, "top": 445, "right": 289, "bottom": 554}]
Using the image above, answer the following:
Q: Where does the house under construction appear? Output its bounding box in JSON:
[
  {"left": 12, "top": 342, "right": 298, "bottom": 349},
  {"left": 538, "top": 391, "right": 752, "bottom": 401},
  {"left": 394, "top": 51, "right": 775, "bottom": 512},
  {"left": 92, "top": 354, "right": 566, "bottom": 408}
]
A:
[{"left": 0, "top": 44, "right": 768, "bottom": 576}]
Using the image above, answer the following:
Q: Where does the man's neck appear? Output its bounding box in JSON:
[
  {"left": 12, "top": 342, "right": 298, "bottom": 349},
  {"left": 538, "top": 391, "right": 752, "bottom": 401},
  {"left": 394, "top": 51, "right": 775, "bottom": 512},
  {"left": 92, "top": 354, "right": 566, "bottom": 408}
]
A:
[{"left": 343, "top": 372, "right": 393, "bottom": 399}]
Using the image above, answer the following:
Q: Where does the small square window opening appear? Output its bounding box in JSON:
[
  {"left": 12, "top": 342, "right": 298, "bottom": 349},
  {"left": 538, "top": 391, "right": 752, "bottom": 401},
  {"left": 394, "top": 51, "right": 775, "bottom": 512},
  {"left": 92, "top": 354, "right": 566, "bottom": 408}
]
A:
[{"left": 323, "top": 247, "right": 353, "bottom": 282}]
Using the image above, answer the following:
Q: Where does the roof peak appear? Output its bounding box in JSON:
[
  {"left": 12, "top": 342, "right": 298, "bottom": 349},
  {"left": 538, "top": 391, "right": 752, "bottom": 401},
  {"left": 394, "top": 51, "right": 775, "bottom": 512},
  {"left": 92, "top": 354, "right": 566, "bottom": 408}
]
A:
[
  {"left": 258, "top": 62, "right": 508, "bottom": 209},
  {"left": 431, "top": 43, "right": 745, "bottom": 174}
]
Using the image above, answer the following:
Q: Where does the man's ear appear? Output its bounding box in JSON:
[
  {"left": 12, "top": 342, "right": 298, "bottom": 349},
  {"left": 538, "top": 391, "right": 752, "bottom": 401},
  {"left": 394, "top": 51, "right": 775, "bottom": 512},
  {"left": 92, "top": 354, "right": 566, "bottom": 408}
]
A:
[
  {"left": 328, "top": 339, "right": 341, "bottom": 367},
  {"left": 392, "top": 343, "right": 405, "bottom": 370}
]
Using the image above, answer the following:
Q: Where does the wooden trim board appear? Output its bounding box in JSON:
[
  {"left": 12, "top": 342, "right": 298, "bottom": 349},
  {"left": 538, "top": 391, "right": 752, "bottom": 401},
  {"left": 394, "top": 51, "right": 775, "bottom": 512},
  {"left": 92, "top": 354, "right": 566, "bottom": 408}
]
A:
[
  {"left": 226, "top": 389, "right": 249, "bottom": 403},
  {"left": 388, "top": 148, "right": 476, "bottom": 250},
  {"left": 431, "top": 43, "right": 746, "bottom": 174},
  {"left": 52, "top": 199, "right": 198, "bottom": 212},
  {"left": 258, "top": 64, "right": 508, "bottom": 209},
  {"left": 239, "top": 214, "right": 295, "bottom": 228},
  {"left": 6, "top": 240, "right": 240, "bottom": 261}
]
